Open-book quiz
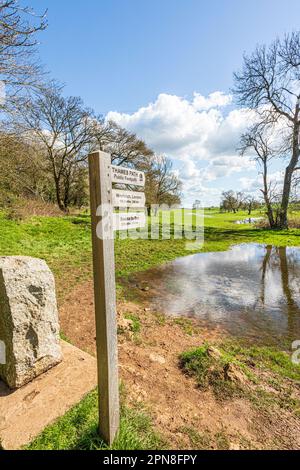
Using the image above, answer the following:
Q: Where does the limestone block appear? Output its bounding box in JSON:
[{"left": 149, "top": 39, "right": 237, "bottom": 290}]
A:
[{"left": 0, "top": 257, "right": 62, "bottom": 388}]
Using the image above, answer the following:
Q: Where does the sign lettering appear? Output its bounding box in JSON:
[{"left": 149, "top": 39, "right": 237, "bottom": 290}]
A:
[{"left": 111, "top": 165, "right": 145, "bottom": 187}]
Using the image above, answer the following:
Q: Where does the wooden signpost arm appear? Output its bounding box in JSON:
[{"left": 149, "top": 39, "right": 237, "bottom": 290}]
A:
[{"left": 88, "top": 150, "right": 120, "bottom": 445}]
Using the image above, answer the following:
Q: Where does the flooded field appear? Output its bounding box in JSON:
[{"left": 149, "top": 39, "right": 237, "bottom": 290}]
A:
[
  {"left": 235, "top": 217, "right": 263, "bottom": 224},
  {"left": 130, "top": 244, "right": 300, "bottom": 345}
]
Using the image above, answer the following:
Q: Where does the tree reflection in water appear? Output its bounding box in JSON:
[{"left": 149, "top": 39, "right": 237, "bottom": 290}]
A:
[{"left": 130, "top": 244, "right": 300, "bottom": 345}]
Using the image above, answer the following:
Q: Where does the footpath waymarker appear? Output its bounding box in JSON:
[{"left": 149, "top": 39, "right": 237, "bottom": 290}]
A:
[{"left": 88, "top": 150, "right": 146, "bottom": 445}]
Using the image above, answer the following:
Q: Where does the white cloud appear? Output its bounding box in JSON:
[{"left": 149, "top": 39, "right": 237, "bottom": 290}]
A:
[
  {"left": 239, "top": 176, "right": 262, "bottom": 193},
  {"left": 207, "top": 155, "right": 255, "bottom": 180},
  {"left": 192, "top": 91, "right": 232, "bottom": 111},
  {"left": 107, "top": 92, "right": 252, "bottom": 161},
  {"left": 107, "top": 92, "right": 258, "bottom": 206},
  {"left": 239, "top": 170, "right": 285, "bottom": 196}
]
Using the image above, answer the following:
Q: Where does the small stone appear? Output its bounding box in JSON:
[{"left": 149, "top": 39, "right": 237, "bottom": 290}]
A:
[
  {"left": 229, "top": 443, "right": 240, "bottom": 450},
  {"left": 141, "top": 286, "right": 149, "bottom": 292},
  {"left": 207, "top": 346, "right": 222, "bottom": 360},
  {"left": 118, "top": 317, "right": 134, "bottom": 332},
  {"left": 224, "top": 363, "right": 247, "bottom": 385},
  {"left": 0, "top": 257, "right": 62, "bottom": 389},
  {"left": 245, "top": 359, "right": 256, "bottom": 368},
  {"left": 149, "top": 353, "right": 166, "bottom": 365}
]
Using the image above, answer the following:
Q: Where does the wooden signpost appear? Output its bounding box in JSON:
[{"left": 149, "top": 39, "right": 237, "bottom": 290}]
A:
[{"left": 88, "top": 150, "right": 145, "bottom": 445}]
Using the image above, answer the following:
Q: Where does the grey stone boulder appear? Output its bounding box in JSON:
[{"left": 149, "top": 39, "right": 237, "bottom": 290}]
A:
[{"left": 0, "top": 257, "right": 62, "bottom": 389}]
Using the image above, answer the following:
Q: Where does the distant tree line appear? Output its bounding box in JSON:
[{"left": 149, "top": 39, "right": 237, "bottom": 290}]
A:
[
  {"left": 220, "top": 191, "right": 261, "bottom": 215},
  {"left": 0, "top": 1, "right": 182, "bottom": 214}
]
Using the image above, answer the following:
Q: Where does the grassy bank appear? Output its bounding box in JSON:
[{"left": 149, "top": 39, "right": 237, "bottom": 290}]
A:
[{"left": 180, "top": 341, "right": 300, "bottom": 400}]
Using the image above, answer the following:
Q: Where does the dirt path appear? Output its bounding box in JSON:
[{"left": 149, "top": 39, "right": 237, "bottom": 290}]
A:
[{"left": 59, "top": 280, "right": 300, "bottom": 450}]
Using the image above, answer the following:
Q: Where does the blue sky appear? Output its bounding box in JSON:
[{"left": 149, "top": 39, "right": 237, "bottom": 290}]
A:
[{"left": 29, "top": 0, "right": 300, "bottom": 206}]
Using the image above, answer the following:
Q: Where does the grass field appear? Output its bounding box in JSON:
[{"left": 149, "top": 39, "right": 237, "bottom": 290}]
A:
[
  {"left": 1, "top": 208, "right": 299, "bottom": 299},
  {"left": 1, "top": 207, "right": 300, "bottom": 450}
]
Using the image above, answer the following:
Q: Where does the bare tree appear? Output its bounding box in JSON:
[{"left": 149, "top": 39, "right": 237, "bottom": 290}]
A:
[
  {"left": 220, "top": 190, "right": 245, "bottom": 213},
  {"left": 102, "top": 121, "right": 154, "bottom": 168},
  {"left": 193, "top": 200, "right": 202, "bottom": 210},
  {"left": 0, "top": 131, "right": 50, "bottom": 204},
  {"left": 233, "top": 32, "right": 300, "bottom": 228},
  {"left": 9, "top": 83, "right": 96, "bottom": 211},
  {"left": 243, "top": 195, "right": 260, "bottom": 216},
  {"left": 144, "top": 155, "right": 182, "bottom": 213},
  {"left": 0, "top": 0, "right": 46, "bottom": 101},
  {"left": 240, "top": 125, "right": 279, "bottom": 227}
]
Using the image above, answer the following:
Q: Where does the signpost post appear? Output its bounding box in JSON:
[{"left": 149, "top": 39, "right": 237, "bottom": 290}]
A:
[{"left": 88, "top": 150, "right": 145, "bottom": 445}]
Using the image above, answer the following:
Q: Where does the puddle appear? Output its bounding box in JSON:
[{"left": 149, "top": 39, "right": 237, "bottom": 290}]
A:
[
  {"left": 235, "top": 217, "right": 263, "bottom": 225},
  {"left": 129, "top": 244, "right": 300, "bottom": 345}
]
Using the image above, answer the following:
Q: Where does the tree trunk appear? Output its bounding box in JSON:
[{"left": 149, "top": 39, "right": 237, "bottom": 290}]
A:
[
  {"left": 260, "top": 245, "right": 272, "bottom": 304},
  {"left": 262, "top": 159, "right": 275, "bottom": 228},
  {"left": 54, "top": 175, "right": 66, "bottom": 212},
  {"left": 63, "top": 174, "right": 71, "bottom": 214},
  {"left": 279, "top": 166, "right": 293, "bottom": 229},
  {"left": 50, "top": 155, "right": 66, "bottom": 212},
  {"left": 278, "top": 105, "right": 300, "bottom": 229}
]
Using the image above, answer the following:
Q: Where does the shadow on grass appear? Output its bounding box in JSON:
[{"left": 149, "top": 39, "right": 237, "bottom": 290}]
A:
[{"left": 203, "top": 225, "right": 300, "bottom": 244}]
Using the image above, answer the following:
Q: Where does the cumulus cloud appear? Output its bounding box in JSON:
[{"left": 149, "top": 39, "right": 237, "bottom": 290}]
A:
[
  {"left": 239, "top": 170, "right": 285, "bottom": 196},
  {"left": 239, "top": 176, "right": 262, "bottom": 193},
  {"left": 207, "top": 155, "right": 255, "bottom": 179},
  {"left": 192, "top": 91, "right": 232, "bottom": 111},
  {"left": 107, "top": 92, "right": 252, "bottom": 160},
  {"left": 107, "top": 92, "right": 258, "bottom": 205}
]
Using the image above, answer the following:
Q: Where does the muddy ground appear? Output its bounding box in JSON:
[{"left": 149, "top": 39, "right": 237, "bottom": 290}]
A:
[{"left": 59, "top": 280, "right": 300, "bottom": 450}]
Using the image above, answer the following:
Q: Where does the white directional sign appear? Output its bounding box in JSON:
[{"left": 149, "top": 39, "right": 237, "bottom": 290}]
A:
[
  {"left": 112, "top": 189, "right": 145, "bottom": 208},
  {"left": 113, "top": 212, "right": 146, "bottom": 231},
  {"left": 111, "top": 165, "right": 145, "bottom": 187}
]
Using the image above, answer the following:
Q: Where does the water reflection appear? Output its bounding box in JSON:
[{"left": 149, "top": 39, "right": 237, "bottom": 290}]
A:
[
  {"left": 132, "top": 244, "right": 300, "bottom": 344},
  {"left": 235, "top": 217, "right": 262, "bottom": 224}
]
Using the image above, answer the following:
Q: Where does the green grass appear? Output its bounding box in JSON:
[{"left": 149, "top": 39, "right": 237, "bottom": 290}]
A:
[
  {"left": 179, "top": 426, "right": 230, "bottom": 450},
  {"left": 124, "top": 313, "right": 141, "bottom": 334},
  {"left": 179, "top": 341, "right": 300, "bottom": 414},
  {"left": 174, "top": 317, "right": 197, "bottom": 336},
  {"left": 179, "top": 344, "right": 244, "bottom": 399},
  {"left": 221, "top": 341, "right": 300, "bottom": 382},
  {"left": 1, "top": 209, "right": 299, "bottom": 300},
  {"left": 201, "top": 208, "right": 300, "bottom": 250},
  {"left": 179, "top": 426, "right": 211, "bottom": 449},
  {"left": 180, "top": 341, "right": 300, "bottom": 386},
  {"left": 26, "top": 389, "right": 165, "bottom": 450}
]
